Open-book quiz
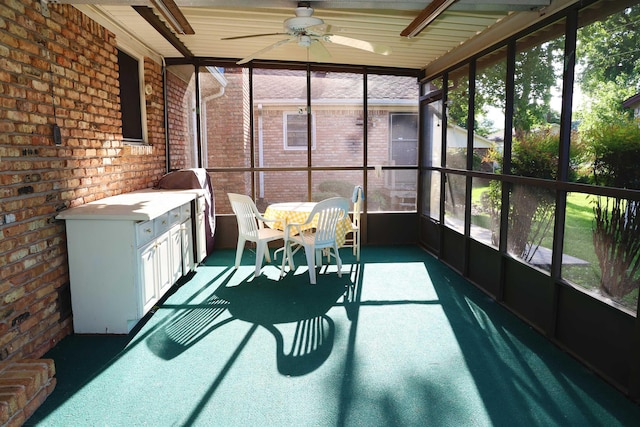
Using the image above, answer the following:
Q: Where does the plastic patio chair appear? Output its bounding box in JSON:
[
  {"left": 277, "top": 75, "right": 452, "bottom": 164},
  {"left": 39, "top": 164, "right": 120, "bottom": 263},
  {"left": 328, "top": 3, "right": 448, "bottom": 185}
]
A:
[
  {"left": 343, "top": 185, "right": 363, "bottom": 261},
  {"left": 280, "top": 197, "right": 349, "bottom": 284},
  {"left": 228, "top": 193, "right": 284, "bottom": 277}
]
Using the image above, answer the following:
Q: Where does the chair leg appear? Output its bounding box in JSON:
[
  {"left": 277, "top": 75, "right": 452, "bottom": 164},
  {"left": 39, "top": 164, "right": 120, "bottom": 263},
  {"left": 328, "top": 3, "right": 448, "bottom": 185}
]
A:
[
  {"left": 304, "top": 246, "right": 317, "bottom": 285},
  {"left": 352, "top": 233, "right": 356, "bottom": 256},
  {"left": 264, "top": 243, "right": 272, "bottom": 263},
  {"left": 280, "top": 242, "right": 287, "bottom": 278},
  {"left": 280, "top": 241, "right": 295, "bottom": 278},
  {"left": 234, "top": 237, "right": 246, "bottom": 269},
  {"left": 334, "top": 243, "right": 343, "bottom": 278},
  {"left": 356, "top": 230, "right": 360, "bottom": 262},
  {"left": 255, "top": 241, "right": 266, "bottom": 277}
]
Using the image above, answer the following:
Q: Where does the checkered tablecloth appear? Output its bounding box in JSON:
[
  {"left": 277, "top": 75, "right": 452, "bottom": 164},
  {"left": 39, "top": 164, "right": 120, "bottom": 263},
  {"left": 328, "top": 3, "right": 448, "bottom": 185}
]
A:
[{"left": 264, "top": 202, "right": 352, "bottom": 247}]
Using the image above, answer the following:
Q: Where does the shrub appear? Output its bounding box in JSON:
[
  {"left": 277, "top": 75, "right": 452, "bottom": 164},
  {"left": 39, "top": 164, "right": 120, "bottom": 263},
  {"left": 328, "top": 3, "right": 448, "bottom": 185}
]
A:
[
  {"left": 585, "top": 118, "right": 640, "bottom": 299},
  {"left": 485, "top": 129, "right": 565, "bottom": 261}
]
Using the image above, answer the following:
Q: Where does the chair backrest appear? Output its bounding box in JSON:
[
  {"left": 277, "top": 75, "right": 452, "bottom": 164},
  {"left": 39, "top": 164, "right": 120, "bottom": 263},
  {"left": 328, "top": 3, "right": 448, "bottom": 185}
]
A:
[
  {"left": 351, "top": 185, "right": 364, "bottom": 227},
  {"left": 227, "top": 193, "right": 262, "bottom": 237},
  {"left": 309, "top": 197, "right": 349, "bottom": 247}
]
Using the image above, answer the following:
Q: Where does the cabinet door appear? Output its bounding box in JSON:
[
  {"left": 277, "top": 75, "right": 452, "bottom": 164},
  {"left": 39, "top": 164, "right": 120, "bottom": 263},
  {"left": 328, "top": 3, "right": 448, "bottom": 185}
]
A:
[
  {"left": 156, "top": 231, "right": 173, "bottom": 296},
  {"left": 169, "top": 225, "right": 183, "bottom": 284},
  {"left": 181, "top": 219, "right": 195, "bottom": 274},
  {"left": 195, "top": 196, "right": 207, "bottom": 263},
  {"left": 138, "top": 242, "right": 157, "bottom": 315}
]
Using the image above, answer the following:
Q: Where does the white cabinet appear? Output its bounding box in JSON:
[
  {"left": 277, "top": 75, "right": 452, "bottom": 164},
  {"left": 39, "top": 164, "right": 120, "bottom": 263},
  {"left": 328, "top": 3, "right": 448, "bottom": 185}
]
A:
[{"left": 57, "top": 189, "right": 206, "bottom": 334}]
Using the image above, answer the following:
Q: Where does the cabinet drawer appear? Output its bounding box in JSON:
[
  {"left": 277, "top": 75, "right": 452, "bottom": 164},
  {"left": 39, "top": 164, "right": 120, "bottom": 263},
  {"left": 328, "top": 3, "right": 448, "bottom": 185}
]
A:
[
  {"left": 136, "top": 220, "right": 154, "bottom": 246},
  {"left": 180, "top": 203, "right": 192, "bottom": 222},
  {"left": 168, "top": 207, "right": 182, "bottom": 226},
  {"left": 154, "top": 212, "right": 171, "bottom": 235}
]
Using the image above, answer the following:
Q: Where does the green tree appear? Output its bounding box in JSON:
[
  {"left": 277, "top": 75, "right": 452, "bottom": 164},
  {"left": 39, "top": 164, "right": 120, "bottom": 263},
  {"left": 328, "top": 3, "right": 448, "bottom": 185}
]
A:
[
  {"left": 577, "top": 5, "right": 640, "bottom": 95},
  {"left": 576, "top": 4, "right": 640, "bottom": 133},
  {"left": 474, "top": 39, "right": 563, "bottom": 139},
  {"left": 447, "top": 70, "right": 470, "bottom": 129},
  {"left": 512, "top": 42, "right": 563, "bottom": 139}
]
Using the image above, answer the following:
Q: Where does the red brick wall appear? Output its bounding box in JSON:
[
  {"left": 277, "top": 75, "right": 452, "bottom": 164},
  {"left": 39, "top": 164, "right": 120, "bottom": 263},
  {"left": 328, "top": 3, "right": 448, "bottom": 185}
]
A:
[
  {"left": 247, "top": 107, "right": 391, "bottom": 207},
  {"left": 0, "top": 1, "right": 166, "bottom": 361},
  {"left": 202, "top": 68, "right": 250, "bottom": 213},
  {"left": 166, "top": 69, "right": 194, "bottom": 170}
]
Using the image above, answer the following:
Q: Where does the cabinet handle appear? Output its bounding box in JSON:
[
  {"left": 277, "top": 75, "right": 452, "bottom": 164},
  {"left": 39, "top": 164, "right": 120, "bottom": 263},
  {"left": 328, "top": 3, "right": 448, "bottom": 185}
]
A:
[{"left": 145, "top": 228, "right": 152, "bottom": 234}]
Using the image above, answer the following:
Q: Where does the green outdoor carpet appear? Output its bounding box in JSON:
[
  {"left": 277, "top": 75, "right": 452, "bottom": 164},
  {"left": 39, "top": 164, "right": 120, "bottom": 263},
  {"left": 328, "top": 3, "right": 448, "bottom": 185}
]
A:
[{"left": 28, "top": 245, "right": 640, "bottom": 426}]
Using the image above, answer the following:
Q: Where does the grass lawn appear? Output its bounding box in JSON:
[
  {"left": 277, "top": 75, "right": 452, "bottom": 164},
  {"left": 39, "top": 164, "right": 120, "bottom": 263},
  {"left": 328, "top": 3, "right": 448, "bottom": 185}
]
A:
[
  {"left": 560, "top": 193, "right": 601, "bottom": 293},
  {"left": 471, "top": 187, "right": 596, "bottom": 261},
  {"left": 556, "top": 192, "right": 596, "bottom": 263}
]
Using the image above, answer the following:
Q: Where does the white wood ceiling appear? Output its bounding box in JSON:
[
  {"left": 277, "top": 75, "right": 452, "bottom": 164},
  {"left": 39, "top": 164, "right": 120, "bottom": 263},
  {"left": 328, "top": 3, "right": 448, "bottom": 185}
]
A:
[{"left": 58, "top": 0, "right": 556, "bottom": 70}]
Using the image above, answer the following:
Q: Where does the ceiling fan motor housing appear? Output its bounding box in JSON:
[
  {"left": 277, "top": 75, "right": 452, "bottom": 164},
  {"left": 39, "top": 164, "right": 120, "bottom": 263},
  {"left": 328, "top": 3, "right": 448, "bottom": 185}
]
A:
[{"left": 285, "top": 7, "right": 323, "bottom": 32}]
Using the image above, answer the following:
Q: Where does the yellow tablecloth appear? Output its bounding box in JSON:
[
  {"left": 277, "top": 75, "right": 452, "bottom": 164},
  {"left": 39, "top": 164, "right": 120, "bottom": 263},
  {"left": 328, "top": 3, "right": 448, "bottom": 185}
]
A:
[{"left": 264, "top": 202, "right": 352, "bottom": 247}]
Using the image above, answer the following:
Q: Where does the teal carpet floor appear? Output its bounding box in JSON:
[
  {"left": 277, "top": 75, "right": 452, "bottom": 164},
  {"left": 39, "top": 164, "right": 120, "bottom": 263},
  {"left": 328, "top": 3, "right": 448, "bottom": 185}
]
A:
[{"left": 27, "top": 245, "right": 640, "bottom": 426}]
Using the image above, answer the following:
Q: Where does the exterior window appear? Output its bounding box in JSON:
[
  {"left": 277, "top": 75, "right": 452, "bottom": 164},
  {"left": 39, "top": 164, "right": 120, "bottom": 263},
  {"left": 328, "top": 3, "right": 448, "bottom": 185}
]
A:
[
  {"left": 118, "top": 49, "right": 144, "bottom": 143},
  {"left": 284, "top": 112, "right": 314, "bottom": 150}
]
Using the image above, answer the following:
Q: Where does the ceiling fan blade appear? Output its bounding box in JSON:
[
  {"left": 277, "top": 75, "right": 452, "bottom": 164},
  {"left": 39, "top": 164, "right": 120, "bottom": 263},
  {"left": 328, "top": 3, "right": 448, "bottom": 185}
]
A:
[
  {"left": 323, "top": 35, "right": 392, "bottom": 56},
  {"left": 305, "top": 23, "right": 342, "bottom": 36},
  {"left": 236, "top": 38, "right": 294, "bottom": 65},
  {"left": 309, "top": 40, "right": 331, "bottom": 62},
  {"left": 222, "top": 33, "right": 289, "bottom": 41}
]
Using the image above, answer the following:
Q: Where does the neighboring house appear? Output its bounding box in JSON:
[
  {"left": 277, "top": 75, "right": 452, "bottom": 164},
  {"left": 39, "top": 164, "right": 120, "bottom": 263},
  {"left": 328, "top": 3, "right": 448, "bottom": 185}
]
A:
[
  {"left": 622, "top": 92, "right": 640, "bottom": 119},
  {"left": 198, "top": 69, "right": 420, "bottom": 211},
  {"left": 446, "top": 124, "right": 499, "bottom": 149}
]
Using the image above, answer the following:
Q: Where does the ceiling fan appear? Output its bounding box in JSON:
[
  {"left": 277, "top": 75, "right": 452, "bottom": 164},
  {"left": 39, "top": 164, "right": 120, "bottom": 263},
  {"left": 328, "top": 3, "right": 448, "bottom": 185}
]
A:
[{"left": 221, "top": 3, "right": 392, "bottom": 65}]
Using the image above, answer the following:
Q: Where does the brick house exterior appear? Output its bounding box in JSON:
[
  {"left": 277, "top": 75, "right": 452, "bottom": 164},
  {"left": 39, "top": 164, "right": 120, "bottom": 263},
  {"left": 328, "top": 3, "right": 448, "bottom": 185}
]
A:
[
  {"left": 1, "top": 1, "right": 168, "bottom": 362},
  {"left": 189, "top": 68, "right": 418, "bottom": 214}
]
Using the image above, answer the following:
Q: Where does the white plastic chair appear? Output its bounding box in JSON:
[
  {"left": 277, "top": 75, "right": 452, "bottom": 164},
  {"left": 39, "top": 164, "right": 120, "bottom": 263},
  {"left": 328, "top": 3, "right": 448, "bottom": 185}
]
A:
[
  {"left": 228, "top": 193, "right": 284, "bottom": 277},
  {"left": 280, "top": 197, "right": 349, "bottom": 284},
  {"left": 344, "top": 185, "right": 363, "bottom": 261}
]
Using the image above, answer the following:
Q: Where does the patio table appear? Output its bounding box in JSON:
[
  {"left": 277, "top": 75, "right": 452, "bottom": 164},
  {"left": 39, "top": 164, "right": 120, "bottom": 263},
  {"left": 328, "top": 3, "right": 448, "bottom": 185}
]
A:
[{"left": 264, "top": 201, "right": 352, "bottom": 247}]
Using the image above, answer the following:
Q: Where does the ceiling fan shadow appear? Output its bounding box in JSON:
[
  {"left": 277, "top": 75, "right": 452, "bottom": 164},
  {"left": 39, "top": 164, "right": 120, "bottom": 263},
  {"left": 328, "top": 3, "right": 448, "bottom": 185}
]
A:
[
  {"left": 145, "top": 295, "right": 233, "bottom": 360},
  {"left": 263, "top": 315, "right": 335, "bottom": 377}
]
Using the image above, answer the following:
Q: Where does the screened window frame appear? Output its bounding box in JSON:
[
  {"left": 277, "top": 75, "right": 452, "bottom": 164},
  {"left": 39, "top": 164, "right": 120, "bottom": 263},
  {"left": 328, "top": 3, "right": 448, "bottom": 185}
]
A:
[{"left": 418, "top": 0, "right": 640, "bottom": 314}]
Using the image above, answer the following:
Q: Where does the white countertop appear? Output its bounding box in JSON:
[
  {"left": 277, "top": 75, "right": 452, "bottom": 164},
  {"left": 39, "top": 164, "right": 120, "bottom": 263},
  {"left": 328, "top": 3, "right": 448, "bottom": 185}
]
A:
[{"left": 56, "top": 188, "right": 205, "bottom": 221}]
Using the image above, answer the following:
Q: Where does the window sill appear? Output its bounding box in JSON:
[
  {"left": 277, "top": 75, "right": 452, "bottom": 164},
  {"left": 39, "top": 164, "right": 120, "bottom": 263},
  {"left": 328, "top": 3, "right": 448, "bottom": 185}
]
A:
[{"left": 123, "top": 144, "right": 153, "bottom": 156}]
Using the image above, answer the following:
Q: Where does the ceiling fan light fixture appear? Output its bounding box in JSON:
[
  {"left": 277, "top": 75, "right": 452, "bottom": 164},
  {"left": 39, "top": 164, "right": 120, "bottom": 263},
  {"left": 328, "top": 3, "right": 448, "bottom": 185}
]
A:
[{"left": 298, "top": 35, "right": 312, "bottom": 47}]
